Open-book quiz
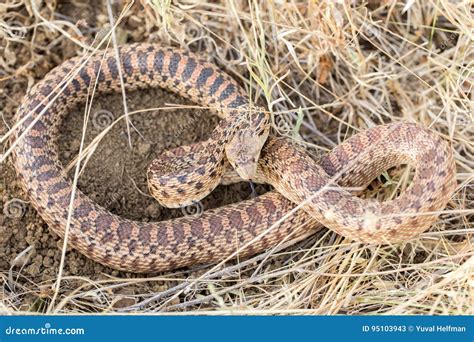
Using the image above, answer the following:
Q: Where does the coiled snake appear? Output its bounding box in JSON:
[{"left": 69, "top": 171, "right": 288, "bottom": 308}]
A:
[{"left": 12, "top": 44, "right": 456, "bottom": 273}]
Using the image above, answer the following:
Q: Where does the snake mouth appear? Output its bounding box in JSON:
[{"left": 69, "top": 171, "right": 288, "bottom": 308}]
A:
[{"left": 235, "top": 160, "right": 258, "bottom": 181}]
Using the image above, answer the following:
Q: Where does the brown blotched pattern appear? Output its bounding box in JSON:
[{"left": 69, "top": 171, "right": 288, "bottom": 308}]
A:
[
  {"left": 258, "top": 123, "right": 456, "bottom": 243},
  {"left": 12, "top": 44, "right": 456, "bottom": 273}
]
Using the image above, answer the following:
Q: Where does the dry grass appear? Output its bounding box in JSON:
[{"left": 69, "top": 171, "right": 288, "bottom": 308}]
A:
[{"left": 0, "top": 0, "right": 473, "bottom": 314}]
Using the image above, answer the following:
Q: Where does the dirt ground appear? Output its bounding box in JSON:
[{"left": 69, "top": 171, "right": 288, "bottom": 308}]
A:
[
  {"left": 2, "top": 80, "right": 280, "bottom": 312},
  {"left": 0, "top": 2, "right": 275, "bottom": 310},
  {"left": 2, "top": 85, "right": 269, "bottom": 273}
]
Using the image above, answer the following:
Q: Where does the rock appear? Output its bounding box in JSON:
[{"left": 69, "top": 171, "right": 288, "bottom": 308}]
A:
[
  {"left": 145, "top": 203, "right": 161, "bottom": 219},
  {"left": 137, "top": 142, "right": 152, "bottom": 156}
]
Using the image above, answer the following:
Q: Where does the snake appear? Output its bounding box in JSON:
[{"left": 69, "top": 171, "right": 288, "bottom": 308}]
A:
[{"left": 11, "top": 43, "right": 457, "bottom": 273}]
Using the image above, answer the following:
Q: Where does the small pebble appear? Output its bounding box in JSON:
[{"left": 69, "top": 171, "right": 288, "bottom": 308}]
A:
[
  {"left": 137, "top": 142, "right": 152, "bottom": 156},
  {"left": 145, "top": 203, "right": 161, "bottom": 219}
]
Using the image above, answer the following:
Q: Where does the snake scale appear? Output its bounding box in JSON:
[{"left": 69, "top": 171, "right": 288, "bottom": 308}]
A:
[{"left": 11, "top": 44, "right": 456, "bottom": 273}]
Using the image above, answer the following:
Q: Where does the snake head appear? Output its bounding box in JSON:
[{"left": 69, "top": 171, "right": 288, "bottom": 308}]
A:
[{"left": 225, "top": 110, "right": 270, "bottom": 180}]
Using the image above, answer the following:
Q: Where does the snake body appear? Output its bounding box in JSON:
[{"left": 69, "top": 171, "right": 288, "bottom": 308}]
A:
[{"left": 12, "top": 44, "right": 456, "bottom": 273}]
